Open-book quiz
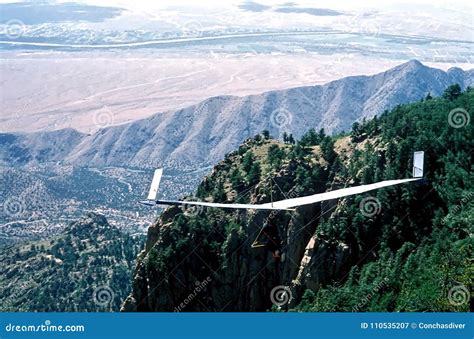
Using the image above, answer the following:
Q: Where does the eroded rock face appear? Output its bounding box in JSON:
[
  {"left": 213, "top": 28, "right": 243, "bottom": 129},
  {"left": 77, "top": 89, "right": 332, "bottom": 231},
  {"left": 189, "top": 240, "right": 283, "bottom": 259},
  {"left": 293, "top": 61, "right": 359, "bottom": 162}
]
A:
[
  {"left": 122, "top": 202, "right": 351, "bottom": 312},
  {"left": 291, "top": 239, "right": 351, "bottom": 305},
  {"left": 121, "top": 138, "right": 355, "bottom": 312}
]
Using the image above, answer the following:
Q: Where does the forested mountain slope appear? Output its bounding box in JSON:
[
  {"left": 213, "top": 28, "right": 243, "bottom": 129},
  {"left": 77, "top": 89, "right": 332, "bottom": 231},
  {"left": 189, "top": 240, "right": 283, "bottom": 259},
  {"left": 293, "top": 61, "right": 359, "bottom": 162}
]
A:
[
  {"left": 0, "top": 213, "right": 143, "bottom": 311},
  {"left": 123, "top": 86, "right": 472, "bottom": 312}
]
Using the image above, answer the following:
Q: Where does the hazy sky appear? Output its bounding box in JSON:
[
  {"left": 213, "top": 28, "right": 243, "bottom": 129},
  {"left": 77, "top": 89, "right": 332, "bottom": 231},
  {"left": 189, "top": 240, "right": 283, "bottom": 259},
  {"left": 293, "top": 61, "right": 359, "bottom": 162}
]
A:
[
  {"left": 80, "top": 0, "right": 472, "bottom": 12},
  {"left": 0, "top": 0, "right": 471, "bottom": 133},
  {"left": 1, "top": 0, "right": 471, "bottom": 11}
]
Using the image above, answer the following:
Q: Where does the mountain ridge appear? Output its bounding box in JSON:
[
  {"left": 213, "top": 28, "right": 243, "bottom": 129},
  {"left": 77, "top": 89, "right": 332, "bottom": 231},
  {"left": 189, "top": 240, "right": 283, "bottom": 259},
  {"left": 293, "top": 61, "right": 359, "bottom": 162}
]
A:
[
  {"left": 1, "top": 60, "right": 472, "bottom": 170},
  {"left": 122, "top": 87, "right": 473, "bottom": 312}
]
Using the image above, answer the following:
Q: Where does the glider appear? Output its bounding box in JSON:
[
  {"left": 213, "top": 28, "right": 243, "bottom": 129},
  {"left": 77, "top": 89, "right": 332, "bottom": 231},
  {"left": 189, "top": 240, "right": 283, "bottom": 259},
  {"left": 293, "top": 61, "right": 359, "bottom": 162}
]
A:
[{"left": 139, "top": 151, "right": 424, "bottom": 211}]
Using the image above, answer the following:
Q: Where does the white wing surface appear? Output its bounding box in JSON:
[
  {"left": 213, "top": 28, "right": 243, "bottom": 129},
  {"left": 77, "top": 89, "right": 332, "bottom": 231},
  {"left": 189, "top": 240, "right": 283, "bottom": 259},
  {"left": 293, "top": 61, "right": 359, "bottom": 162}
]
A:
[
  {"left": 258, "top": 178, "right": 420, "bottom": 210},
  {"left": 141, "top": 152, "right": 424, "bottom": 211},
  {"left": 147, "top": 168, "right": 163, "bottom": 200}
]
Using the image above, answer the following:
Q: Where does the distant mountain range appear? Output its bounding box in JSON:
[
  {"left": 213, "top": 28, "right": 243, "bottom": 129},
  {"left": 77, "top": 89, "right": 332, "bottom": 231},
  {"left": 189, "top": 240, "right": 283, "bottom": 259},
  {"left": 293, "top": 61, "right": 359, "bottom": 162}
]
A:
[{"left": 1, "top": 60, "right": 472, "bottom": 171}]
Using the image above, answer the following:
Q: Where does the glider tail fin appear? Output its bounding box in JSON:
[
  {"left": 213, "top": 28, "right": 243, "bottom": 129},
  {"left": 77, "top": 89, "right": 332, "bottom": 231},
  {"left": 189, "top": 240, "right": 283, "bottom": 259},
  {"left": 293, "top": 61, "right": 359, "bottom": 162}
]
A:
[
  {"left": 412, "top": 151, "right": 424, "bottom": 178},
  {"left": 147, "top": 168, "right": 163, "bottom": 201}
]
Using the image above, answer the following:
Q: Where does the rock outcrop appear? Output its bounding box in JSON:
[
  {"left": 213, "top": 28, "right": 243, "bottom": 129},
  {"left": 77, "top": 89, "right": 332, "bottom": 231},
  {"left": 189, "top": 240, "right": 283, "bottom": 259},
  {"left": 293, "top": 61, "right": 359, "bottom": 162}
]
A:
[{"left": 121, "top": 137, "right": 353, "bottom": 311}]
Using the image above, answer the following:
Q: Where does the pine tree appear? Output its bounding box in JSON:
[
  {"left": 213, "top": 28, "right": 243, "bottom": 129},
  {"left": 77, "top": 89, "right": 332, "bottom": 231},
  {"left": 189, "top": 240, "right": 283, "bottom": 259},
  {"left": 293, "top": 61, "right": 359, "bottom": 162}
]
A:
[
  {"left": 267, "top": 144, "right": 285, "bottom": 169},
  {"left": 242, "top": 151, "right": 255, "bottom": 174},
  {"left": 351, "top": 121, "right": 363, "bottom": 142},
  {"left": 301, "top": 128, "right": 319, "bottom": 146},
  {"left": 443, "top": 84, "right": 461, "bottom": 101},
  {"left": 320, "top": 137, "right": 337, "bottom": 165},
  {"left": 288, "top": 134, "right": 295, "bottom": 145},
  {"left": 230, "top": 168, "right": 244, "bottom": 192},
  {"left": 247, "top": 162, "right": 261, "bottom": 185}
]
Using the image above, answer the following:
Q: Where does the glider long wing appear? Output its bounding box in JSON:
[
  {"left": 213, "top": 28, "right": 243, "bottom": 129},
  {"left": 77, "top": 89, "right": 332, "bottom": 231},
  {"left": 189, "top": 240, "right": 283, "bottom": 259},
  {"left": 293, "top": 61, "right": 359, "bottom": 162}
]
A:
[
  {"left": 258, "top": 178, "right": 420, "bottom": 210},
  {"left": 146, "top": 178, "right": 420, "bottom": 211},
  {"left": 140, "top": 152, "right": 424, "bottom": 211}
]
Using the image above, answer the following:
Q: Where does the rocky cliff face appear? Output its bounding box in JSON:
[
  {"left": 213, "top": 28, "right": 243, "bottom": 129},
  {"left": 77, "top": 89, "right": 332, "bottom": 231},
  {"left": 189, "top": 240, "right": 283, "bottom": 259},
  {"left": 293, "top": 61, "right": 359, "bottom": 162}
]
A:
[
  {"left": 122, "top": 212, "right": 353, "bottom": 312},
  {"left": 122, "top": 88, "right": 474, "bottom": 312},
  {"left": 121, "top": 137, "right": 355, "bottom": 311}
]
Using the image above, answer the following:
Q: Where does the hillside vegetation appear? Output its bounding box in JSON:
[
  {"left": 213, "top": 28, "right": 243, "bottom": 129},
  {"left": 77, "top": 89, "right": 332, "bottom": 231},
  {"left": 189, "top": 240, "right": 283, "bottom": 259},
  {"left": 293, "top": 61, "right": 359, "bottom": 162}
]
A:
[
  {"left": 123, "top": 86, "right": 473, "bottom": 312},
  {"left": 0, "top": 213, "right": 143, "bottom": 311}
]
